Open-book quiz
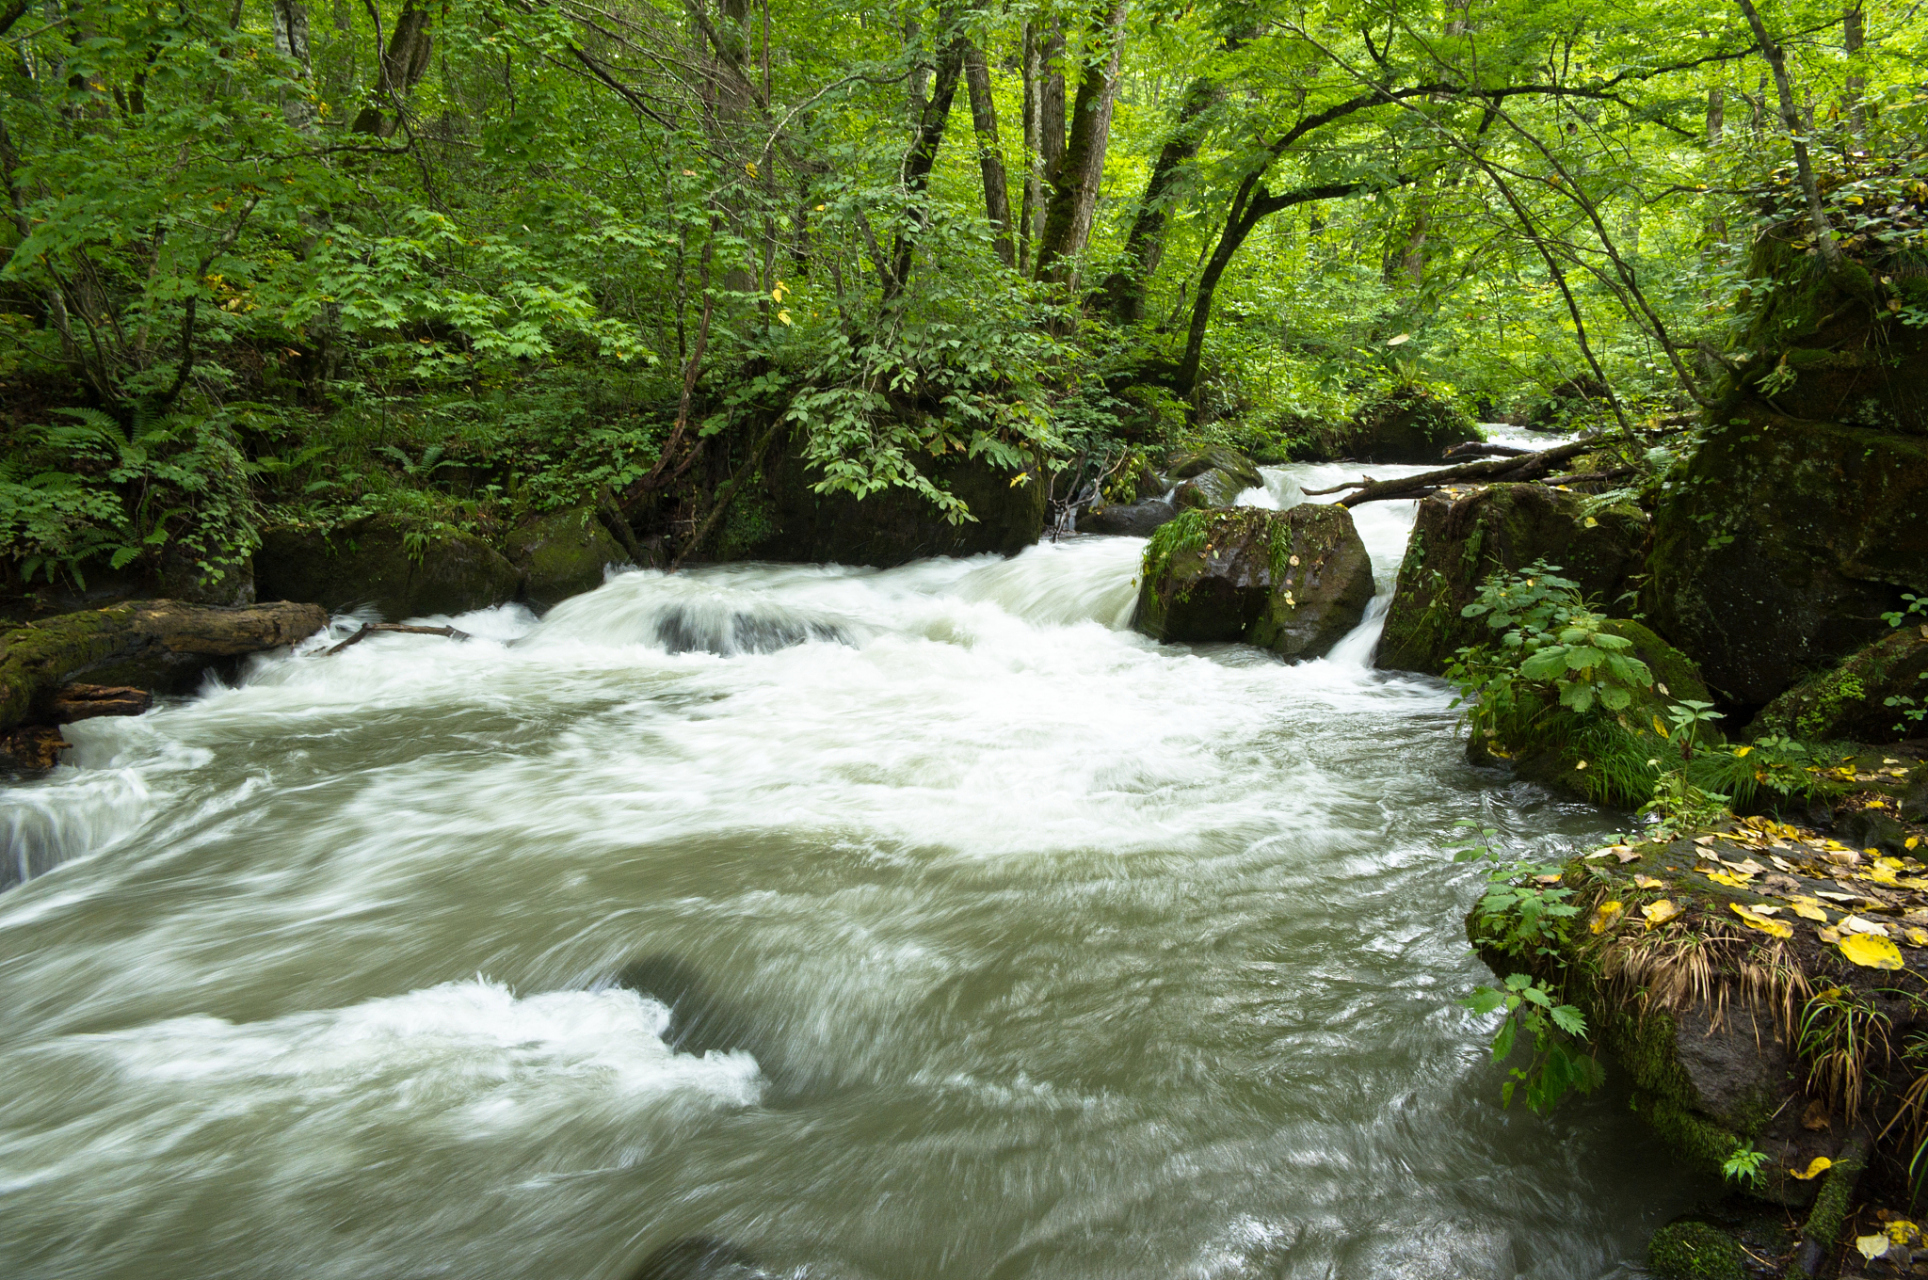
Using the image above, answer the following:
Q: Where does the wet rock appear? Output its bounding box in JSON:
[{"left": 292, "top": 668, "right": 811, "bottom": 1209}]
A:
[
  {"left": 1647, "top": 1219, "right": 1743, "bottom": 1280},
  {"left": 502, "top": 507, "right": 628, "bottom": 608},
  {"left": 1376, "top": 483, "right": 1650, "bottom": 676},
  {"left": 629, "top": 1237, "right": 768, "bottom": 1280},
  {"left": 748, "top": 437, "right": 1046, "bottom": 568},
  {"left": 0, "top": 599, "right": 328, "bottom": 735},
  {"left": 255, "top": 514, "right": 521, "bottom": 621},
  {"left": 1339, "top": 387, "right": 1481, "bottom": 463},
  {"left": 1133, "top": 505, "right": 1373, "bottom": 661},
  {"left": 1837, "top": 805, "right": 1911, "bottom": 857},
  {"left": 613, "top": 954, "right": 758, "bottom": 1057},
  {"left": 1748, "top": 626, "right": 1928, "bottom": 745},
  {"left": 1076, "top": 498, "right": 1177, "bottom": 537},
  {"left": 1165, "top": 446, "right": 1263, "bottom": 508}
]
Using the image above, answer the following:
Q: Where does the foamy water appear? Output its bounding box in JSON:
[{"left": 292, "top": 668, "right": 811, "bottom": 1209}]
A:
[{"left": 0, "top": 457, "right": 1701, "bottom": 1279}]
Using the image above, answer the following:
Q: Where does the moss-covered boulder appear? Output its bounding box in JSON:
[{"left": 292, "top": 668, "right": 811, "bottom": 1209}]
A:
[
  {"left": 1132, "top": 505, "right": 1373, "bottom": 660},
  {"left": 1340, "top": 388, "right": 1482, "bottom": 463},
  {"left": 1166, "top": 445, "right": 1264, "bottom": 508},
  {"left": 1748, "top": 625, "right": 1928, "bottom": 744},
  {"left": 748, "top": 439, "right": 1046, "bottom": 568},
  {"left": 1376, "top": 484, "right": 1651, "bottom": 676},
  {"left": 1647, "top": 1220, "right": 1743, "bottom": 1280},
  {"left": 1076, "top": 499, "right": 1178, "bottom": 536},
  {"left": 1467, "top": 618, "right": 1713, "bottom": 805},
  {"left": 255, "top": 515, "right": 521, "bottom": 621},
  {"left": 503, "top": 507, "right": 628, "bottom": 608},
  {"left": 1641, "top": 410, "right": 1928, "bottom": 711}
]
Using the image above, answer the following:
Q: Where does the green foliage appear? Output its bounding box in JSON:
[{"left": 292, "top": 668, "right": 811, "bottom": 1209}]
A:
[
  {"left": 1454, "top": 822, "right": 1602, "bottom": 1115},
  {"left": 1720, "top": 1142, "right": 1769, "bottom": 1189}
]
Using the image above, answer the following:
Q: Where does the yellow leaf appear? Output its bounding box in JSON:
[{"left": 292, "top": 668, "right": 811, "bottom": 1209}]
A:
[
  {"left": 1634, "top": 874, "right": 1666, "bottom": 889},
  {"left": 1889, "top": 1219, "right": 1922, "bottom": 1245},
  {"left": 1858, "top": 1232, "right": 1890, "bottom": 1262},
  {"left": 1590, "top": 900, "right": 1624, "bottom": 934},
  {"left": 1731, "top": 902, "right": 1793, "bottom": 937},
  {"left": 745, "top": 161, "right": 758, "bottom": 177},
  {"left": 1842, "top": 915, "right": 1890, "bottom": 936},
  {"left": 1653, "top": 715, "right": 1669, "bottom": 737},
  {"left": 1819, "top": 926, "right": 1842, "bottom": 943},
  {"left": 776, "top": 309, "right": 792, "bottom": 325},
  {"left": 1906, "top": 927, "right": 1928, "bottom": 948},
  {"left": 1840, "top": 932, "right": 1905, "bottom": 970},
  {"left": 1704, "top": 870, "right": 1747, "bottom": 888},
  {"left": 771, "top": 279, "right": 789, "bottom": 301},
  {"left": 1789, "top": 898, "right": 1829, "bottom": 922},
  {"left": 1642, "top": 899, "right": 1681, "bottom": 928},
  {"left": 1909, "top": 837, "right": 1920, "bottom": 850},
  {"left": 1735, "top": 745, "right": 1752, "bottom": 758},
  {"left": 1583, "top": 516, "right": 1598, "bottom": 528},
  {"left": 1788, "top": 1156, "right": 1832, "bottom": 1180}
]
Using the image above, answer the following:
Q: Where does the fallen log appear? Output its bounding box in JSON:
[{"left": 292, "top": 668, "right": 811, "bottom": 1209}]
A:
[
  {"left": 50, "top": 684, "right": 153, "bottom": 722},
  {"left": 1441, "top": 441, "right": 1535, "bottom": 460},
  {"left": 1302, "top": 436, "right": 1606, "bottom": 507},
  {"left": 0, "top": 600, "right": 329, "bottom": 738},
  {"left": 325, "top": 622, "right": 470, "bottom": 656}
]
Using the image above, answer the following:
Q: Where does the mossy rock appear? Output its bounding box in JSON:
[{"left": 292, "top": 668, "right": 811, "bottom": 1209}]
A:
[
  {"left": 1376, "top": 483, "right": 1650, "bottom": 677},
  {"left": 1470, "top": 619, "right": 1714, "bottom": 807},
  {"left": 1165, "top": 446, "right": 1263, "bottom": 490},
  {"left": 1749, "top": 625, "right": 1928, "bottom": 744},
  {"left": 256, "top": 514, "right": 521, "bottom": 621},
  {"left": 748, "top": 435, "right": 1046, "bottom": 568},
  {"left": 1338, "top": 387, "right": 1481, "bottom": 463},
  {"left": 1133, "top": 505, "right": 1373, "bottom": 661},
  {"left": 1641, "top": 408, "right": 1928, "bottom": 712},
  {"left": 1647, "top": 1220, "right": 1743, "bottom": 1280},
  {"left": 503, "top": 507, "right": 627, "bottom": 608}
]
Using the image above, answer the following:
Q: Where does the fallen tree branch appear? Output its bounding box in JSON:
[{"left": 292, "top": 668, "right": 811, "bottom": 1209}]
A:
[
  {"left": 325, "top": 622, "right": 470, "bottom": 656},
  {"left": 1302, "top": 436, "right": 1606, "bottom": 507},
  {"left": 1442, "top": 440, "right": 1535, "bottom": 460}
]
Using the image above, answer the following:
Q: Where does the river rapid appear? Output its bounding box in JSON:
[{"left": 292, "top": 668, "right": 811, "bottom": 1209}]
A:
[{"left": 0, "top": 457, "right": 1709, "bottom": 1279}]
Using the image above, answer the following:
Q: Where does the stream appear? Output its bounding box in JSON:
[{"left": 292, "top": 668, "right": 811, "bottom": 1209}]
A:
[{"left": 0, "top": 455, "right": 1711, "bottom": 1279}]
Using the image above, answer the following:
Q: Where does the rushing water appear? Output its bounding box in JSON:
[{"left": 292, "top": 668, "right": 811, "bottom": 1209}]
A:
[{"left": 0, "top": 455, "right": 1709, "bottom": 1279}]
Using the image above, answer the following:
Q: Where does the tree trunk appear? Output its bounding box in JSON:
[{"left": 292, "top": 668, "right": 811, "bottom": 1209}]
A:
[
  {"left": 0, "top": 601, "right": 329, "bottom": 735},
  {"left": 1099, "top": 69, "right": 1220, "bottom": 322},
  {"left": 1032, "top": 0, "right": 1128, "bottom": 286},
  {"left": 888, "top": 31, "right": 968, "bottom": 298},
  {"left": 1843, "top": 5, "right": 1866, "bottom": 147},
  {"left": 963, "top": 41, "right": 1014, "bottom": 267},
  {"left": 1734, "top": 0, "right": 1849, "bottom": 283},
  {"left": 350, "top": 0, "right": 434, "bottom": 138},
  {"left": 271, "top": 0, "right": 318, "bottom": 134}
]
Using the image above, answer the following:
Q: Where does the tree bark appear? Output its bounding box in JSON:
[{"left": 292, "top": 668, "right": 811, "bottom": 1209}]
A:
[
  {"left": 0, "top": 601, "right": 329, "bottom": 735},
  {"left": 1099, "top": 69, "right": 1221, "bottom": 321},
  {"left": 350, "top": 0, "right": 434, "bottom": 138},
  {"left": 271, "top": 0, "right": 318, "bottom": 134},
  {"left": 1734, "top": 0, "right": 1848, "bottom": 282},
  {"left": 1032, "top": 0, "right": 1128, "bottom": 286},
  {"left": 888, "top": 30, "right": 968, "bottom": 298},
  {"left": 962, "top": 41, "right": 1014, "bottom": 267},
  {"left": 1843, "top": 4, "right": 1866, "bottom": 146}
]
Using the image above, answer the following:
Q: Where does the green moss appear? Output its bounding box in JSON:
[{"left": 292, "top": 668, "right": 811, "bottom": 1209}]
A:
[
  {"left": 0, "top": 605, "right": 138, "bottom": 731},
  {"left": 1647, "top": 1221, "right": 1743, "bottom": 1280},
  {"left": 1800, "top": 1152, "right": 1859, "bottom": 1250}
]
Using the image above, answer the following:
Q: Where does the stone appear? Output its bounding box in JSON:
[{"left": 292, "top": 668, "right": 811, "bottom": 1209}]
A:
[
  {"left": 748, "top": 438, "right": 1046, "bottom": 568},
  {"left": 1647, "top": 1220, "right": 1744, "bottom": 1280},
  {"left": 1076, "top": 499, "right": 1178, "bottom": 536},
  {"left": 1642, "top": 411, "right": 1928, "bottom": 712},
  {"left": 1167, "top": 445, "right": 1264, "bottom": 508},
  {"left": 1340, "top": 388, "right": 1482, "bottom": 463},
  {"left": 1133, "top": 505, "right": 1374, "bottom": 661},
  {"left": 255, "top": 514, "right": 521, "bottom": 620},
  {"left": 1376, "top": 483, "right": 1650, "bottom": 676},
  {"left": 1748, "top": 626, "right": 1928, "bottom": 745},
  {"left": 502, "top": 506, "right": 628, "bottom": 608}
]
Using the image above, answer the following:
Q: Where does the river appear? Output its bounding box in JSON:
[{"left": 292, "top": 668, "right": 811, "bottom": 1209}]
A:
[{"left": 0, "top": 457, "right": 1709, "bottom": 1278}]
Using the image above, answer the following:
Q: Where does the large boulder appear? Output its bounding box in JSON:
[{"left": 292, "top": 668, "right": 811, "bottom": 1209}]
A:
[
  {"left": 1076, "top": 499, "right": 1177, "bottom": 536},
  {"left": 1166, "top": 446, "right": 1263, "bottom": 508},
  {"left": 503, "top": 507, "right": 628, "bottom": 608},
  {"left": 1376, "top": 484, "right": 1650, "bottom": 676},
  {"left": 1748, "top": 624, "right": 1928, "bottom": 744},
  {"left": 1132, "top": 505, "right": 1373, "bottom": 661},
  {"left": 749, "top": 439, "right": 1046, "bottom": 568},
  {"left": 1641, "top": 411, "right": 1928, "bottom": 711},
  {"left": 256, "top": 515, "right": 521, "bottom": 620},
  {"left": 1341, "top": 388, "right": 1481, "bottom": 463}
]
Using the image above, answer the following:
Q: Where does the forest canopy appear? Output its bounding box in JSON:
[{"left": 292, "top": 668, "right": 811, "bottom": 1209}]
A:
[{"left": 0, "top": 0, "right": 1922, "bottom": 587}]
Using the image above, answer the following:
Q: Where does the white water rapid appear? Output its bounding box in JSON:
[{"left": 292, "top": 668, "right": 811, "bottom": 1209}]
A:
[{"left": 0, "top": 452, "right": 1707, "bottom": 1280}]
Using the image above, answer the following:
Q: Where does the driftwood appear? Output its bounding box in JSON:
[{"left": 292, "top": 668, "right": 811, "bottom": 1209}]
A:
[
  {"left": 1303, "top": 436, "right": 1606, "bottom": 507},
  {"left": 325, "top": 622, "right": 470, "bottom": 656},
  {"left": 1441, "top": 440, "right": 1535, "bottom": 461},
  {"left": 0, "top": 599, "right": 329, "bottom": 741}
]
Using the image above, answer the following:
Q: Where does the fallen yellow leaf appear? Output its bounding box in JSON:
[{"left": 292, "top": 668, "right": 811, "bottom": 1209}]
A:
[
  {"left": 1704, "top": 870, "right": 1747, "bottom": 888},
  {"left": 1840, "top": 932, "right": 1905, "bottom": 970},
  {"left": 1590, "top": 901, "right": 1624, "bottom": 934},
  {"left": 1788, "top": 1156, "right": 1832, "bottom": 1180},
  {"left": 1906, "top": 928, "right": 1928, "bottom": 948},
  {"left": 1789, "top": 898, "right": 1829, "bottom": 922},
  {"left": 1642, "top": 899, "right": 1681, "bottom": 928},
  {"left": 1842, "top": 915, "right": 1890, "bottom": 937},
  {"left": 1731, "top": 903, "right": 1793, "bottom": 938},
  {"left": 1857, "top": 1232, "right": 1889, "bottom": 1262},
  {"left": 1634, "top": 874, "right": 1666, "bottom": 890}
]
